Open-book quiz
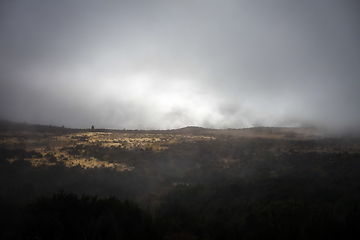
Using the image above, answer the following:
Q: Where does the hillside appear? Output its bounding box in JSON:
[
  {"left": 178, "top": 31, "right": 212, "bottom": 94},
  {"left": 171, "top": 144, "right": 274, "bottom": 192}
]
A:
[{"left": 1, "top": 119, "right": 360, "bottom": 239}]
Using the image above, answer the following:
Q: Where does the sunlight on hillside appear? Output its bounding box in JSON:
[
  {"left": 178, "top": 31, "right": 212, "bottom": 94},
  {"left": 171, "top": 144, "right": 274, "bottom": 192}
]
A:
[{"left": 1, "top": 131, "right": 215, "bottom": 170}]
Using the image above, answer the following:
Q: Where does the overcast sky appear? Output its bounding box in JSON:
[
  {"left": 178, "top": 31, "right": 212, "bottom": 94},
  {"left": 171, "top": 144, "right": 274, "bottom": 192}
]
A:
[{"left": 1, "top": 0, "right": 360, "bottom": 130}]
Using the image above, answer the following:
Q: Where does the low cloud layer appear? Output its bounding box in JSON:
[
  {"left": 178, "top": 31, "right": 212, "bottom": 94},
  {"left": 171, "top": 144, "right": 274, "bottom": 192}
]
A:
[{"left": 1, "top": 0, "right": 360, "bottom": 130}]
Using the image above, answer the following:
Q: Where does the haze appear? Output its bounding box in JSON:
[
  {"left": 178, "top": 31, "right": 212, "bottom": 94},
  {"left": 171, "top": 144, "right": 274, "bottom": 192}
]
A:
[{"left": 1, "top": 0, "right": 360, "bottom": 130}]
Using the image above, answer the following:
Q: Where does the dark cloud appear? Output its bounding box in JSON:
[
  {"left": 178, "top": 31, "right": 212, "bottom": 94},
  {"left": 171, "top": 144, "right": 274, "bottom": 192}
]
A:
[{"left": 1, "top": 0, "right": 360, "bottom": 130}]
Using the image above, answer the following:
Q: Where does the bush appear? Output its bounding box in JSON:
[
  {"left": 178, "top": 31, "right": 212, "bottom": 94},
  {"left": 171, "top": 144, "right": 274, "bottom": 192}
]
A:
[{"left": 45, "top": 153, "right": 57, "bottom": 163}]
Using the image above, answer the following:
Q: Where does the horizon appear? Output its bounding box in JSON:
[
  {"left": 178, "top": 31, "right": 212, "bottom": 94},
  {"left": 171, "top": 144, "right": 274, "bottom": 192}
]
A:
[{"left": 0, "top": 118, "right": 324, "bottom": 131}]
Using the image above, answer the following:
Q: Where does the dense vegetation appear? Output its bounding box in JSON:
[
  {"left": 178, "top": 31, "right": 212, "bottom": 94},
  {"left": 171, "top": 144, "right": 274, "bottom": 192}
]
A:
[
  {"left": 1, "top": 129, "right": 360, "bottom": 239},
  {"left": 0, "top": 191, "right": 162, "bottom": 240}
]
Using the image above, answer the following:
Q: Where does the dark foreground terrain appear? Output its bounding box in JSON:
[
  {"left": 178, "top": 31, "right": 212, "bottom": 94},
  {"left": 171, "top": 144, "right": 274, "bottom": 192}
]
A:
[{"left": 1, "top": 120, "right": 360, "bottom": 239}]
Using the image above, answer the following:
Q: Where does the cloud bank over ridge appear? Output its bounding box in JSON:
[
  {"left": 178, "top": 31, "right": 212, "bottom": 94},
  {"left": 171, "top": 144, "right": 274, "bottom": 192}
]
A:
[{"left": 1, "top": 0, "right": 360, "bottom": 130}]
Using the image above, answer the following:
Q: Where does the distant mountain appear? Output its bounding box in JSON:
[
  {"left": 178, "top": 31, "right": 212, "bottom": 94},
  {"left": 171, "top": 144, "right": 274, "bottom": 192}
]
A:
[{"left": 171, "top": 126, "right": 206, "bottom": 133}]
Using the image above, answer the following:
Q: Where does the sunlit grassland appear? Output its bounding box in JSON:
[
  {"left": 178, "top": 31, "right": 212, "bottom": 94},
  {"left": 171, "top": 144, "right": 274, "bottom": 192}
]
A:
[{"left": 0, "top": 131, "right": 215, "bottom": 170}]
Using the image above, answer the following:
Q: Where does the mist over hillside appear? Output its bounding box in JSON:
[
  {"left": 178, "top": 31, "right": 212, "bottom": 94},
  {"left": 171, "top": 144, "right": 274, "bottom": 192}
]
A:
[
  {"left": 1, "top": 2, "right": 360, "bottom": 237},
  {"left": 1, "top": 118, "right": 360, "bottom": 239}
]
